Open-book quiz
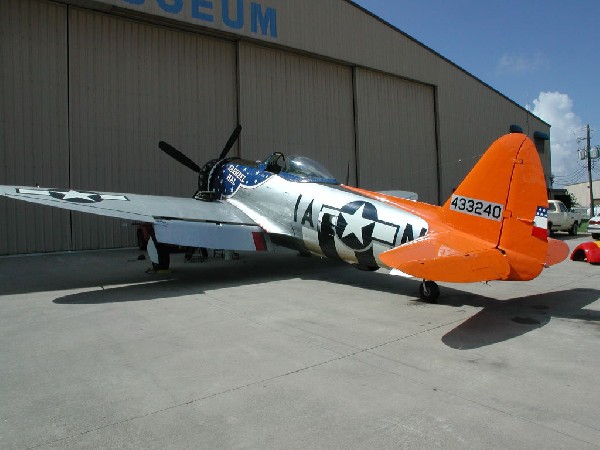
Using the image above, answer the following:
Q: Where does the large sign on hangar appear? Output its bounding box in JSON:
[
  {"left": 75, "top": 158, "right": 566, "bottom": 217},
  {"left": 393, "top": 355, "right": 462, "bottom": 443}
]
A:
[{"left": 120, "top": 0, "right": 278, "bottom": 38}]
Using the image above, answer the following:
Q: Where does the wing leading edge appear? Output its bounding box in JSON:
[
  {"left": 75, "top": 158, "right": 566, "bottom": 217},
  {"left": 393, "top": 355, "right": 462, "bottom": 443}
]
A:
[
  {"left": 0, "top": 185, "right": 268, "bottom": 252},
  {"left": 0, "top": 186, "right": 255, "bottom": 224}
]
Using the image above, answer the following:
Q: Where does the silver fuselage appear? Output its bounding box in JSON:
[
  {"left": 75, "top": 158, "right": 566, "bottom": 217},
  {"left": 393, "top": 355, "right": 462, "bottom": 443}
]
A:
[{"left": 225, "top": 175, "right": 429, "bottom": 269}]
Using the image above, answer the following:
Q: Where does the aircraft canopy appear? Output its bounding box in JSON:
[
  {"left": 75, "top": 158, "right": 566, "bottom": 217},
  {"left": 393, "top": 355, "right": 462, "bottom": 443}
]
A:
[{"left": 281, "top": 156, "right": 338, "bottom": 184}]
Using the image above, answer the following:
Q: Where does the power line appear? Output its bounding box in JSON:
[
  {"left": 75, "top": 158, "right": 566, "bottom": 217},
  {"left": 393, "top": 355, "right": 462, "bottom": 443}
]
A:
[
  {"left": 554, "top": 168, "right": 587, "bottom": 178},
  {"left": 553, "top": 167, "right": 588, "bottom": 184}
]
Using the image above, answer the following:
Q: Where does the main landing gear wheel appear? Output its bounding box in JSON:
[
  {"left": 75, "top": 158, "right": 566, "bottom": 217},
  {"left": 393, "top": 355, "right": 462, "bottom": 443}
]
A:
[{"left": 419, "top": 280, "right": 440, "bottom": 303}]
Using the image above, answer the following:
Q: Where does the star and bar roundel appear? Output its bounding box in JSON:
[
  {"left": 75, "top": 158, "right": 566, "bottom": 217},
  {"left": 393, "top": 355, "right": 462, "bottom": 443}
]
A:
[
  {"left": 16, "top": 188, "right": 128, "bottom": 203},
  {"left": 335, "top": 201, "right": 380, "bottom": 251},
  {"left": 322, "top": 200, "right": 405, "bottom": 252}
]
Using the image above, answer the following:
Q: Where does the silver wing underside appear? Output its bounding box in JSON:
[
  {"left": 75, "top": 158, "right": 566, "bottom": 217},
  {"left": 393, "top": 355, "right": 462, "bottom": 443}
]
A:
[{"left": 0, "top": 185, "right": 266, "bottom": 251}]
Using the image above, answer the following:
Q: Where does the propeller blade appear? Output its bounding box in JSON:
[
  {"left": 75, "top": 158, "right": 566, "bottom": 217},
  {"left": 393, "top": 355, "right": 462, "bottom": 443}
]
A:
[
  {"left": 158, "top": 141, "right": 201, "bottom": 173},
  {"left": 218, "top": 124, "right": 242, "bottom": 160}
]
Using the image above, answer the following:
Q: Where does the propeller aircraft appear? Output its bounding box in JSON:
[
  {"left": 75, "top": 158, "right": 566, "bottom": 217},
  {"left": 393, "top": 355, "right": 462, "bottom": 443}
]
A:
[{"left": 0, "top": 127, "right": 569, "bottom": 301}]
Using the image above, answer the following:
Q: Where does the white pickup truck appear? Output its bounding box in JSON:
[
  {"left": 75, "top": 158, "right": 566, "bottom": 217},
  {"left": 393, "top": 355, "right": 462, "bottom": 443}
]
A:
[{"left": 547, "top": 200, "right": 579, "bottom": 235}]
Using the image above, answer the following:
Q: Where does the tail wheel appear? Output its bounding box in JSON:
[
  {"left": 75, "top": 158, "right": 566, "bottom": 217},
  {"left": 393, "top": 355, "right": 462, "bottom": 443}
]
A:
[{"left": 419, "top": 281, "right": 440, "bottom": 303}]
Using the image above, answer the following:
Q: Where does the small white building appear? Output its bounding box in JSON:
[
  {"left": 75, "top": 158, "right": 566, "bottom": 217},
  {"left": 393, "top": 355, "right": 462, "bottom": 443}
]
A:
[{"left": 566, "top": 180, "right": 600, "bottom": 216}]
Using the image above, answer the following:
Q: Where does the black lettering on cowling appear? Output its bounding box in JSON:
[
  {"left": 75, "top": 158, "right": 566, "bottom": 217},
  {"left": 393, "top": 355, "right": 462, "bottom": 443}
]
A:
[
  {"left": 419, "top": 227, "right": 427, "bottom": 238},
  {"left": 301, "top": 200, "right": 314, "bottom": 228}
]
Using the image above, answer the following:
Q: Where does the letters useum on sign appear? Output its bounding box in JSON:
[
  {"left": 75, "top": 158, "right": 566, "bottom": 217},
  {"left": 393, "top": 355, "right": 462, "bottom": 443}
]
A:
[{"left": 123, "top": 0, "right": 278, "bottom": 38}]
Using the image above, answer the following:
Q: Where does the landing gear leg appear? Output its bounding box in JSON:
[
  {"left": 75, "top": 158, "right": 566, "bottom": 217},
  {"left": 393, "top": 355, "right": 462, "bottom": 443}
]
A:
[
  {"left": 145, "top": 234, "right": 171, "bottom": 273},
  {"left": 419, "top": 280, "right": 440, "bottom": 303}
]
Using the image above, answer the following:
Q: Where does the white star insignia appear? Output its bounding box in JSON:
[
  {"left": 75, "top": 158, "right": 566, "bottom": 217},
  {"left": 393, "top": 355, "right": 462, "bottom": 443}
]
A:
[
  {"left": 341, "top": 204, "right": 372, "bottom": 244},
  {"left": 61, "top": 190, "right": 95, "bottom": 201}
]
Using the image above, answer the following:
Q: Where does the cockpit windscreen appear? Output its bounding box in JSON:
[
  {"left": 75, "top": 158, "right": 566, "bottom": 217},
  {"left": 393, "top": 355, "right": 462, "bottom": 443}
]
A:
[{"left": 281, "top": 156, "right": 338, "bottom": 184}]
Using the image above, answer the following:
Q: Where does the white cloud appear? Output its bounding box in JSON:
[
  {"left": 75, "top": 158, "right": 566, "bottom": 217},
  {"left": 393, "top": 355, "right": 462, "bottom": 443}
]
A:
[
  {"left": 497, "top": 53, "right": 547, "bottom": 75},
  {"left": 529, "top": 92, "right": 584, "bottom": 184}
]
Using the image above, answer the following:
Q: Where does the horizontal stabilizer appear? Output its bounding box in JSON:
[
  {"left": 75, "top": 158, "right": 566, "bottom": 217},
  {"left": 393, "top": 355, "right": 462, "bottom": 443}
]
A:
[
  {"left": 380, "top": 231, "right": 511, "bottom": 282},
  {"left": 546, "top": 237, "right": 570, "bottom": 267},
  {"left": 378, "top": 190, "right": 418, "bottom": 201}
]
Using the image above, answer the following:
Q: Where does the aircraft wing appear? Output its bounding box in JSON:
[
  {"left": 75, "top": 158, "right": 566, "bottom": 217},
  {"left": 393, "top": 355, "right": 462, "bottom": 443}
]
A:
[{"left": 0, "top": 185, "right": 267, "bottom": 251}]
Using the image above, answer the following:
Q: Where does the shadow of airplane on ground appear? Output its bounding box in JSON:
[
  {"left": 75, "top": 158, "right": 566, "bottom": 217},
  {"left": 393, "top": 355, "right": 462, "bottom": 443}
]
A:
[
  {"left": 51, "top": 252, "right": 422, "bottom": 305},
  {"left": 42, "top": 251, "right": 600, "bottom": 350},
  {"left": 2, "top": 249, "right": 596, "bottom": 349},
  {"left": 294, "top": 262, "right": 600, "bottom": 349},
  {"left": 438, "top": 288, "right": 600, "bottom": 349}
]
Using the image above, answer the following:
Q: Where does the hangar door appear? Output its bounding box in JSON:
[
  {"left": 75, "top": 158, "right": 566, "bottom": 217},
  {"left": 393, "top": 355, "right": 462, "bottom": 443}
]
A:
[
  {"left": 355, "top": 69, "right": 439, "bottom": 204},
  {"left": 0, "top": 0, "right": 71, "bottom": 255},
  {"left": 68, "top": 9, "right": 238, "bottom": 250},
  {"left": 1, "top": 4, "right": 239, "bottom": 254},
  {"left": 238, "top": 44, "right": 356, "bottom": 185}
]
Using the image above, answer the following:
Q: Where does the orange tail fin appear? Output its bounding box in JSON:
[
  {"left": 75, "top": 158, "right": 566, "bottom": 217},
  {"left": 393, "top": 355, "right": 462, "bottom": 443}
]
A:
[
  {"left": 380, "top": 133, "right": 569, "bottom": 282},
  {"left": 443, "top": 133, "right": 555, "bottom": 280}
]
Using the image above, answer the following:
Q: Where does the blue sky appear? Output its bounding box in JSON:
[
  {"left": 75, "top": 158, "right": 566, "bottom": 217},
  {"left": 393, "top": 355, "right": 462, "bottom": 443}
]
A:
[{"left": 352, "top": 0, "right": 600, "bottom": 186}]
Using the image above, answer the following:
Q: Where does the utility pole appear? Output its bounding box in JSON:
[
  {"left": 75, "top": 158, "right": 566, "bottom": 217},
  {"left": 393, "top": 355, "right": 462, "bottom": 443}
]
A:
[
  {"left": 577, "top": 124, "right": 598, "bottom": 216},
  {"left": 585, "top": 125, "right": 595, "bottom": 216}
]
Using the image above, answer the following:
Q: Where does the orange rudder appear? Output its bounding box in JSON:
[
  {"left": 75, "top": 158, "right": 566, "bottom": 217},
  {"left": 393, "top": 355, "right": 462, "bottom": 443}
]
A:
[
  {"left": 442, "top": 133, "right": 527, "bottom": 246},
  {"left": 443, "top": 133, "right": 565, "bottom": 280},
  {"left": 380, "top": 133, "right": 569, "bottom": 283},
  {"left": 497, "top": 135, "right": 553, "bottom": 280}
]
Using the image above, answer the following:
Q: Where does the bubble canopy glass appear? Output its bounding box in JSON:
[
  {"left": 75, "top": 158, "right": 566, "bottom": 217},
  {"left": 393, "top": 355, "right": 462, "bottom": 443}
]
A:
[{"left": 280, "top": 156, "right": 338, "bottom": 184}]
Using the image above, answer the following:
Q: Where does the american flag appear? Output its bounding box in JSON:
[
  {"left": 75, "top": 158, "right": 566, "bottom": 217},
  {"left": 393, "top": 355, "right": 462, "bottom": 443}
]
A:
[{"left": 532, "top": 206, "right": 548, "bottom": 239}]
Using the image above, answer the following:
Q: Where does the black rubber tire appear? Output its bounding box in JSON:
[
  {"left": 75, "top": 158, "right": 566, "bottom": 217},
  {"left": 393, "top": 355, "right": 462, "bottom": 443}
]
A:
[
  {"left": 419, "top": 281, "right": 440, "bottom": 303},
  {"left": 568, "top": 222, "right": 578, "bottom": 236},
  {"left": 592, "top": 233, "right": 600, "bottom": 240}
]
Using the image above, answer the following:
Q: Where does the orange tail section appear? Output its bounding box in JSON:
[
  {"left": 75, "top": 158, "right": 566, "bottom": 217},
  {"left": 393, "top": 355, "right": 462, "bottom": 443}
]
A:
[{"left": 380, "top": 133, "right": 569, "bottom": 282}]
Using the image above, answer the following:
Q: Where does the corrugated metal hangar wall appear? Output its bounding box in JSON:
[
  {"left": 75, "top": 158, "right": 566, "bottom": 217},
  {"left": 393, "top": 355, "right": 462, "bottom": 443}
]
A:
[{"left": 0, "top": 0, "right": 550, "bottom": 255}]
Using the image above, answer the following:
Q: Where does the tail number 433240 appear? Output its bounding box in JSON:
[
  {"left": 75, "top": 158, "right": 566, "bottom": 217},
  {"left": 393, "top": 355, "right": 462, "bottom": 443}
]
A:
[{"left": 449, "top": 195, "right": 503, "bottom": 221}]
